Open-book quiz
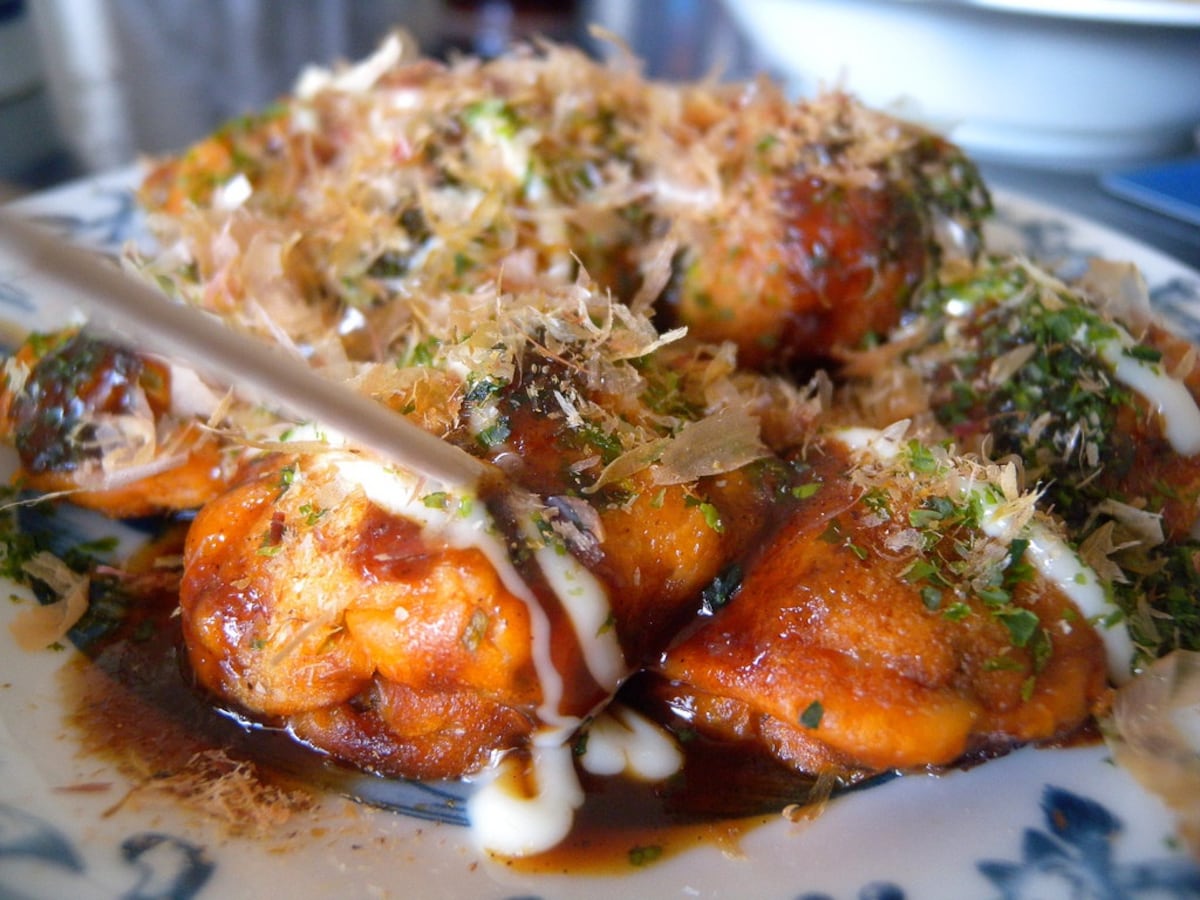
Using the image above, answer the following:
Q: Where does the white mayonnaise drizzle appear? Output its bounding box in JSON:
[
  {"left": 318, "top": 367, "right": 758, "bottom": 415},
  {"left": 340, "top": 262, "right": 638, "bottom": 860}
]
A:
[
  {"left": 532, "top": 541, "right": 626, "bottom": 692},
  {"left": 981, "top": 513, "right": 1134, "bottom": 685},
  {"left": 577, "top": 704, "right": 684, "bottom": 780},
  {"left": 831, "top": 425, "right": 1134, "bottom": 683},
  {"left": 1096, "top": 333, "right": 1200, "bottom": 457},
  {"left": 468, "top": 705, "right": 684, "bottom": 857},
  {"left": 467, "top": 742, "right": 584, "bottom": 857}
]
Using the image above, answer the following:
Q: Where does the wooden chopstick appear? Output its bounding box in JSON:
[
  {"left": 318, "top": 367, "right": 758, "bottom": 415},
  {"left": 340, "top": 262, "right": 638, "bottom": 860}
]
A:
[{"left": 0, "top": 210, "right": 489, "bottom": 490}]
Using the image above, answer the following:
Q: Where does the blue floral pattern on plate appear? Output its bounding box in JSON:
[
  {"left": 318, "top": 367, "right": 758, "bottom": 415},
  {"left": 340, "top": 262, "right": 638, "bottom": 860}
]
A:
[
  {"left": 0, "top": 803, "right": 214, "bottom": 900},
  {"left": 979, "top": 788, "right": 1200, "bottom": 899},
  {"left": 1, "top": 176, "right": 1198, "bottom": 899}
]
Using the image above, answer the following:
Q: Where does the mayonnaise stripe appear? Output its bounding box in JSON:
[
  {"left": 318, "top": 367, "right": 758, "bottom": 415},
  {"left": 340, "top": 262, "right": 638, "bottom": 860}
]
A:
[
  {"left": 466, "top": 743, "right": 584, "bottom": 857},
  {"left": 334, "top": 454, "right": 579, "bottom": 730},
  {"left": 1098, "top": 337, "right": 1200, "bottom": 457},
  {"left": 534, "top": 544, "right": 626, "bottom": 692},
  {"left": 982, "top": 513, "right": 1135, "bottom": 685},
  {"left": 578, "top": 705, "right": 684, "bottom": 780}
]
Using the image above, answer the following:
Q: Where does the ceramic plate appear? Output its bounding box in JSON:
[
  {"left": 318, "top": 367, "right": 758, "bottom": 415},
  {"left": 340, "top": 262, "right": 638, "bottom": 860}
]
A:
[{"left": 1, "top": 172, "right": 1199, "bottom": 900}]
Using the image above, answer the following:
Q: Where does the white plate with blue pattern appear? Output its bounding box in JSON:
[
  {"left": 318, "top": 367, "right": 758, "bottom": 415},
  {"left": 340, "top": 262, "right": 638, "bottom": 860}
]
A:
[{"left": 0, "top": 171, "right": 1198, "bottom": 900}]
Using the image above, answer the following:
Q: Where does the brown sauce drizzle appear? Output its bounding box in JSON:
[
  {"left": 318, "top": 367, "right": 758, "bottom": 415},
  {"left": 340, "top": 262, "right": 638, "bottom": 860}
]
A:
[
  {"left": 57, "top": 508, "right": 1101, "bottom": 869},
  {"left": 61, "top": 528, "right": 321, "bottom": 806},
  {"left": 56, "top": 522, "right": 829, "bottom": 866}
]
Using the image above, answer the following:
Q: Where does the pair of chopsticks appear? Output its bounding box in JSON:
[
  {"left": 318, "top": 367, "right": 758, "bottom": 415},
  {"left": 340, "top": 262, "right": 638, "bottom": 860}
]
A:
[{"left": 0, "top": 210, "right": 487, "bottom": 491}]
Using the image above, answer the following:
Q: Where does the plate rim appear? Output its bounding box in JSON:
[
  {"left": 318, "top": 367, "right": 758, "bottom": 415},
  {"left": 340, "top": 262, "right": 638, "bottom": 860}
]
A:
[{"left": 1, "top": 170, "right": 1200, "bottom": 899}]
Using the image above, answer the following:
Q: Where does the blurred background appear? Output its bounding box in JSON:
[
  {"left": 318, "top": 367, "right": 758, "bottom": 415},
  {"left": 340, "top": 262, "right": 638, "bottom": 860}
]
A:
[{"left": 1, "top": 0, "right": 1197, "bottom": 264}]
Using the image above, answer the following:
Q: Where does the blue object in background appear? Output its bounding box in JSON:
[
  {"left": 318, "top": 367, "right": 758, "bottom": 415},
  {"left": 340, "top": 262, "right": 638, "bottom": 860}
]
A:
[{"left": 1102, "top": 157, "right": 1200, "bottom": 228}]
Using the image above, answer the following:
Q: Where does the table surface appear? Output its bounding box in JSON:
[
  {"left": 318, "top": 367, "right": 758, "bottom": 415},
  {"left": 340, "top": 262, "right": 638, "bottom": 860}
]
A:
[{"left": 2, "top": 0, "right": 1196, "bottom": 269}]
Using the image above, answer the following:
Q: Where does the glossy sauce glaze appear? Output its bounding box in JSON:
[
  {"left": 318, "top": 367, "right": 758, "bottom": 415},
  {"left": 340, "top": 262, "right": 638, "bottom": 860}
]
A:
[
  {"left": 61, "top": 523, "right": 848, "bottom": 868},
  {"left": 56, "top": 432, "right": 1111, "bottom": 869}
]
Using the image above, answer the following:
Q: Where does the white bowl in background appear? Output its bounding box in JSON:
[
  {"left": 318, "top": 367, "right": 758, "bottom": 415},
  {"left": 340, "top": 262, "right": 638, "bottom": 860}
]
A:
[{"left": 723, "top": 0, "right": 1200, "bottom": 169}]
